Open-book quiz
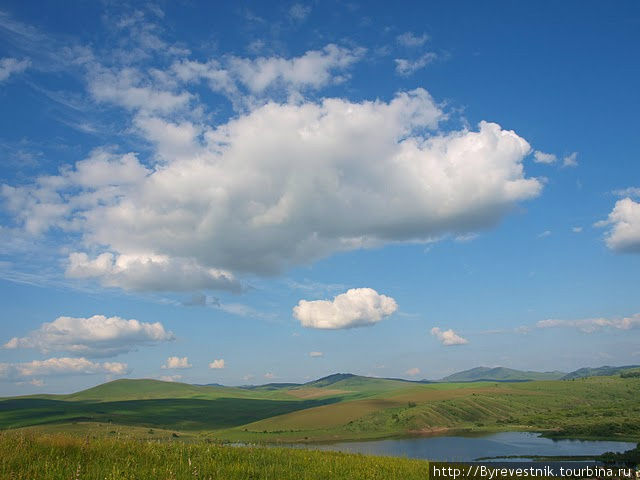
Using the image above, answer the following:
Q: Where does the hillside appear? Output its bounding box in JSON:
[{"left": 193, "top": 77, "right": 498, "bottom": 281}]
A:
[
  {"left": 439, "top": 366, "right": 566, "bottom": 382},
  {"left": 562, "top": 365, "right": 640, "bottom": 380},
  {"left": 1, "top": 372, "right": 639, "bottom": 444}
]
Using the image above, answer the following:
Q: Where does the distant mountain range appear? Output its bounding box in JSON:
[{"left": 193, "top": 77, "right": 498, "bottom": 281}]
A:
[
  {"left": 438, "top": 366, "right": 566, "bottom": 382},
  {"left": 435, "top": 364, "right": 640, "bottom": 383},
  {"left": 198, "top": 364, "right": 640, "bottom": 389},
  {"left": 560, "top": 365, "right": 640, "bottom": 380}
]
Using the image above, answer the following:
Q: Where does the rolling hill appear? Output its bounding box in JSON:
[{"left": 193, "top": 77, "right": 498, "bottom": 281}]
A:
[
  {"left": 561, "top": 365, "right": 640, "bottom": 380},
  {"left": 1, "top": 371, "right": 638, "bottom": 443},
  {"left": 439, "top": 366, "right": 566, "bottom": 382}
]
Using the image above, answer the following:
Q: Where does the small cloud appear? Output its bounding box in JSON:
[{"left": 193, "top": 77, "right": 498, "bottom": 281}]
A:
[
  {"left": 537, "top": 230, "right": 551, "bottom": 238},
  {"left": 533, "top": 150, "right": 557, "bottom": 164},
  {"left": 162, "top": 356, "right": 192, "bottom": 369},
  {"left": 209, "top": 358, "right": 225, "bottom": 369},
  {"left": 293, "top": 288, "right": 397, "bottom": 329},
  {"left": 288, "top": 3, "right": 311, "bottom": 21},
  {"left": 264, "top": 372, "right": 275, "bottom": 379},
  {"left": 596, "top": 198, "right": 640, "bottom": 252},
  {"left": 395, "top": 53, "right": 437, "bottom": 76},
  {"left": 0, "top": 357, "right": 129, "bottom": 381},
  {"left": 242, "top": 374, "right": 255, "bottom": 382},
  {"left": 405, "top": 367, "right": 420, "bottom": 376},
  {"left": 613, "top": 187, "right": 640, "bottom": 198},
  {"left": 454, "top": 233, "right": 478, "bottom": 243},
  {"left": 572, "top": 226, "right": 583, "bottom": 233},
  {"left": 430, "top": 327, "right": 469, "bottom": 346},
  {"left": 158, "top": 374, "right": 182, "bottom": 382},
  {"left": 3, "top": 315, "right": 175, "bottom": 358},
  {"left": 0, "top": 57, "right": 30, "bottom": 83},
  {"left": 309, "top": 351, "right": 323, "bottom": 358},
  {"left": 562, "top": 152, "right": 579, "bottom": 168},
  {"left": 397, "top": 32, "right": 429, "bottom": 47}
]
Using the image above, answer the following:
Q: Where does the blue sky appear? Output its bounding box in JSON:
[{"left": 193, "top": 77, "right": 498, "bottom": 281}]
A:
[{"left": 1, "top": 1, "right": 639, "bottom": 395}]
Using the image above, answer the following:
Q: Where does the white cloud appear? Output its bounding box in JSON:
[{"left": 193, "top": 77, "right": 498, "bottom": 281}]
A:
[
  {"left": 289, "top": 4, "right": 311, "bottom": 21},
  {"left": 171, "top": 44, "right": 364, "bottom": 103},
  {"left": 0, "top": 357, "right": 129, "bottom": 381},
  {"left": 2, "top": 37, "right": 543, "bottom": 293},
  {"left": 614, "top": 187, "right": 640, "bottom": 198},
  {"left": 209, "top": 358, "right": 225, "bottom": 369},
  {"left": 0, "top": 57, "right": 30, "bottom": 82},
  {"left": 9, "top": 94, "right": 536, "bottom": 284},
  {"left": 309, "top": 351, "right": 323, "bottom": 357},
  {"left": 430, "top": 327, "right": 469, "bottom": 346},
  {"left": 3, "top": 314, "right": 174, "bottom": 358},
  {"left": 226, "top": 44, "right": 364, "bottom": 94},
  {"left": 538, "top": 230, "right": 551, "bottom": 238},
  {"left": 264, "top": 372, "right": 275, "bottom": 379},
  {"left": 88, "top": 66, "right": 191, "bottom": 113},
  {"left": 596, "top": 197, "right": 640, "bottom": 253},
  {"left": 536, "top": 314, "right": 640, "bottom": 333},
  {"left": 397, "top": 32, "right": 429, "bottom": 47},
  {"left": 66, "top": 252, "right": 242, "bottom": 292},
  {"left": 395, "top": 53, "right": 437, "bottom": 76},
  {"left": 157, "top": 374, "right": 183, "bottom": 382},
  {"left": 405, "top": 367, "right": 420, "bottom": 376},
  {"left": 162, "top": 356, "right": 192, "bottom": 369},
  {"left": 572, "top": 226, "right": 583, "bottom": 233},
  {"left": 533, "top": 150, "right": 557, "bottom": 164},
  {"left": 562, "top": 152, "right": 578, "bottom": 168},
  {"left": 294, "top": 288, "right": 397, "bottom": 329}
]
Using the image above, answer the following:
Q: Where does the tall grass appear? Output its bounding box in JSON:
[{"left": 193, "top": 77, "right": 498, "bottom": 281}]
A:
[{"left": 0, "top": 432, "right": 430, "bottom": 480}]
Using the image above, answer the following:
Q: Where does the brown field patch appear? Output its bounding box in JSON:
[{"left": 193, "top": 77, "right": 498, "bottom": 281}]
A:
[
  {"left": 286, "top": 388, "right": 350, "bottom": 399},
  {"left": 246, "top": 398, "right": 404, "bottom": 431}
]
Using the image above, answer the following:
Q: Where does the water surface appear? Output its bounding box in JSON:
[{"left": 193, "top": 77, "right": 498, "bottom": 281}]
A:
[{"left": 295, "top": 432, "right": 635, "bottom": 462}]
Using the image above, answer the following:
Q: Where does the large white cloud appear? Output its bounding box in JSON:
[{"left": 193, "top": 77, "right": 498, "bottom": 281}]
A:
[
  {"left": 3, "top": 314, "right": 175, "bottom": 357},
  {"left": 597, "top": 197, "right": 640, "bottom": 253},
  {"left": 1, "top": 40, "right": 543, "bottom": 292},
  {"left": 430, "top": 327, "right": 469, "bottom": 346},
  {"left": 0, "top": 357, "right": 129, "bottom": 382},
  {"left": 293, "top": 287, "right": 397, "bottom": 329}
]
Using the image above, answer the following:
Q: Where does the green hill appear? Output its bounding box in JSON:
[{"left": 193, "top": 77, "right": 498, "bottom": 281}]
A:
[
  {"left": 63, "top": 379, "right": 212, "bottom": 401},
  {"left": 562, "top": 365, "right": 640, "bottom": 380},
  {"left": 440, "top": 366, "right": 566, "bottom": 382},
  {"left": 2, "top": 372, "right": 639, "bottom": 444}
]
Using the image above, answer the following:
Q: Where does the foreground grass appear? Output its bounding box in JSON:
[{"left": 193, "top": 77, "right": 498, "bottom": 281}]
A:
[{"left": 0, "top": 432, "right": 431, "bottom": 480}]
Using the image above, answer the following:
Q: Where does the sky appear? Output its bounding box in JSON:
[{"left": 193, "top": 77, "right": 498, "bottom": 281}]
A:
[{"left": 1, "top": 0, "right": 639, "bottom": 395}]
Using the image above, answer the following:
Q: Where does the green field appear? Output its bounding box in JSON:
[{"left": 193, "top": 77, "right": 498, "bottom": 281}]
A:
[
  {"left": 1, "top": 372, "right": 639, "bottom": 444},
  {"left": 0, "top": 432, "right": 431, "bottom": 480}
]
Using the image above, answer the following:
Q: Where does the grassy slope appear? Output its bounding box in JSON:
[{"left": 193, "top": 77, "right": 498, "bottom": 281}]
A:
[
  {"left": 2, "top": 375, "right": 639, "bottom": 444},
  {"left": 440, "top": 366, "right": 566, "bottom": 382},
  {"left": 0, "top": 432, "right": 430, "bottom": 480},
  {"left": 231, "top": 376, "right": 640, "bottom": 442}
]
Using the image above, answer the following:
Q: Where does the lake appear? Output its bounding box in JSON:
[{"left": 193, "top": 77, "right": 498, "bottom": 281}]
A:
[{"left": 293, "top": 432, "right": 636, "bottom": 462}]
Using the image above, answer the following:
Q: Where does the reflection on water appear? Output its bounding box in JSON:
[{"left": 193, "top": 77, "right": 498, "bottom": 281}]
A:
[{"left": 292, "top": 432, "right": 636, "bottom": 462}]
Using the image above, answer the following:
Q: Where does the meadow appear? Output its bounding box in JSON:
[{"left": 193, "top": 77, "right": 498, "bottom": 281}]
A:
[
  {"left": 0, "top": 432, "right": 431, "bottom": 480},
  {"left": 1, "top": 372, "right": 639, "bottom": 444}
]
